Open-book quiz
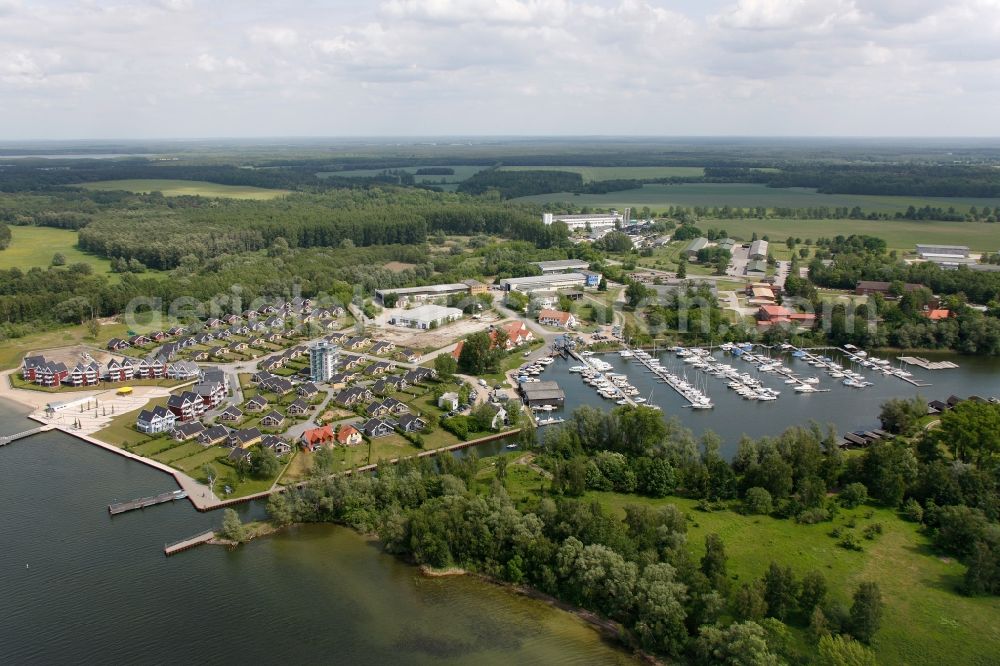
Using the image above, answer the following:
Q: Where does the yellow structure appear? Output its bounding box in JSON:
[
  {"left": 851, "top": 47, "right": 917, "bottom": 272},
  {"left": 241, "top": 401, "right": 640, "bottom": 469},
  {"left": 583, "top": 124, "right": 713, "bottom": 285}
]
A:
[{"left": 116, "top": 386, "right": 133, "bottom": 396}]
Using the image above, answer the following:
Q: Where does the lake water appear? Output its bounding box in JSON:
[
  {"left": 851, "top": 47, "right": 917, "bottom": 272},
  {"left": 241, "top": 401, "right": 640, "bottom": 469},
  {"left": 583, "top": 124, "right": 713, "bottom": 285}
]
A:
[
  {"left": 2, "top": 349, "right": 997, "bottom": 663},
  {"left": 540, "top": 349, "right": 1000, "bottom": 457},
  {"left": 0, "top": 398, "right": 636, "bottom": 665}
]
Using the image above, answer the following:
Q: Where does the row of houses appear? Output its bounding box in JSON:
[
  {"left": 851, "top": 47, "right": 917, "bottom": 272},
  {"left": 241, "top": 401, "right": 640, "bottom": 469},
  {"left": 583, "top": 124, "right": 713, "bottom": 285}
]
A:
[
  {"left": 21, "top": 355, "right": 204, "bottom": 387},
  {"left": 107, "top": 301, "right": 347, "bottom": 356}
]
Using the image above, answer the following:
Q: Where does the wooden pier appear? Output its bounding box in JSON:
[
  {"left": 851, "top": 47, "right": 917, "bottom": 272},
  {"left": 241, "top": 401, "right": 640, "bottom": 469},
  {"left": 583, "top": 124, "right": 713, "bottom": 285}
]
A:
[
  {"left": 109, "top": 489, "right": 188, "bottom": 515},
  {"left": 0, "top": 424, "right": 55, "bottom": 447},
  {"left": 898, "top": 356, "right": 959, "bottom": 371},
  {"left": 164, "top": 531, "right": 215, "bottom": 556}
]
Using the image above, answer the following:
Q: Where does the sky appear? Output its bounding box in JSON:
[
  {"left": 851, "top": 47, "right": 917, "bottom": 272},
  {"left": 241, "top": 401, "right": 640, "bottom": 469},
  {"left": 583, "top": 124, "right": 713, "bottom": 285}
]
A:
[{"left": 1, "top": 0, "right": 999, "bottom": 139}]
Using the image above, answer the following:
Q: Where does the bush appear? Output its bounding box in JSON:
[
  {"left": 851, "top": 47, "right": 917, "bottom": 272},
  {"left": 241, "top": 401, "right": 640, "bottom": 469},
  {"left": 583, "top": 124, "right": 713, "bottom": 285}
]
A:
[
  {"left": 839, "top": 482, "right": 869, "bottom": 508},
  {"left": 862, "top": 523, "right": 883, "bottom": 540},
  {"left": 839, "top": 532, "right": 864, "bottom": 551},
  {"left": 744, "top": 487, "right": 773, "bottom": 515},
  {"left": 902, "top": 497, "right": 924, "bottom": 523},
  {"left": 796, "top": 507, "right": 831, "bottom": 524}
]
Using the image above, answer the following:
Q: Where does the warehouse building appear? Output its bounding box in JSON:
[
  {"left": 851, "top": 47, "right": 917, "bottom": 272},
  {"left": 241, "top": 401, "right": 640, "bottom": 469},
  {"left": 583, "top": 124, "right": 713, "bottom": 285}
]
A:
[
  {"left": 542, "top": 210, "right": 628, "bottom": 230},
  {"left": 531, "top": 259, "right": 591, "bottom": 274},
  {"left": 916, "top": 244, "right": 970, "bottom": 260},
  {"left": 683, "top": 237, "right": 709, "bottom": 259},
  {"left": 375, "top": 283, "right": 470, "bottom": 305},
  {"left": 749, "top": 239, "right": 769, "bottom": 261},
  {"left": 500, "top": 272, "right": 594, "bottom": 293},
  {"left": 388, "top": 304, "right": 463, "bottom": 329}
]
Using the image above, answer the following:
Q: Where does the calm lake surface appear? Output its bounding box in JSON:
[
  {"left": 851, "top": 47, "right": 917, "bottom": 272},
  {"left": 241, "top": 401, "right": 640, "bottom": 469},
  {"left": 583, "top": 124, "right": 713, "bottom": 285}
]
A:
[
  {"left": 541, "top": 349, "right": 1000, "bottom": 457},
  {"left": 0, "top": 398, "right": 636, "bottom": 665}
]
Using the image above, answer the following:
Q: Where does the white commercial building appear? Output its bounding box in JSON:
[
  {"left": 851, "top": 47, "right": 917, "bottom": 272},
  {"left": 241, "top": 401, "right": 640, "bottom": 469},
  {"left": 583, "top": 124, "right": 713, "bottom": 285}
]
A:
[
  {"left": 389, "top": 304, "right": 463, "bottom": 329},
  {"left": 916, "top": 244, "right": 970, "bottom": 261},
  {"left": 531, "top": 259, "right": 590, "bottom": 273},
  {"left": 500, "top": 272, "right": 589, "bottom": 293},
  {"left": 542, "top": 209, "right": 629, "bottom": 230},
  {"left": 309, "top": 341, "right": 339, "bottom": 382},
  {"left": 375, "top": 283, "right": 470, "bottom": 305}
]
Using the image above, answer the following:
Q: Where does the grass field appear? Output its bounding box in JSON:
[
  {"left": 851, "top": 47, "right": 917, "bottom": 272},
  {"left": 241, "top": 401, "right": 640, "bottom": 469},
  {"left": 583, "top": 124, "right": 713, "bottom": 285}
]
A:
[
  {"left": 707, "top": 218, "right": 1000, "bottom": 252},
  {"left": 498, "top": 462, "right": 999, "bottom": 666},
  {"left": 317, "top": 165, "right": 487, "bottom": 184},
  {"left": 515, "top": 183, "right": 1000, "bottom": 217},
  {"left": 501, "top": 165, "right": 706, "bottom": 181},
  {"left": 0, "top": 226, "right": 115, "bottom": 275},
  {"left": 80, "top": 179, "right": 290, "bottom": 200}
]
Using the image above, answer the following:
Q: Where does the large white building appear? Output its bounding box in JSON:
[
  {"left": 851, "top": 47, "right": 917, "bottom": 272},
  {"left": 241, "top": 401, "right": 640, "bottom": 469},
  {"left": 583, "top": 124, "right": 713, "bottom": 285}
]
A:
[
  {"left": 309, "top": 341, "right": 339, "bottom": 382},
  {"left": 500, "top": 272, "right": 590, "bottom": 293},
  {"left": 542, "top": 209, "right": 629, "bottom": 230},
  {"left": 389, "top": 304, "right": 463, "bottom": 329},
  {"left": 916, "top": 244, "right": 971, "bottom": 261},
  {"left": 375, "top": 283, "right": 470, "bottom": 305},
  {"left": 531, "top": 259, "right": 591, "bottom": 273}
]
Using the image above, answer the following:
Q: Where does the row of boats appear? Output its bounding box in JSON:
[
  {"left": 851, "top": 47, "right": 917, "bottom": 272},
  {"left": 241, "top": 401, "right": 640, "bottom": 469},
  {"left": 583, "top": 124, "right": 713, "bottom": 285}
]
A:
[
  {"left": 515, "top": 356, "right": 554, "bottom": 384},
  {"left": 629, "top": 349, "right": 713, "bottom": 409},
  {"left": 676, "top": 347, "right": 784, "bottom": 400}
]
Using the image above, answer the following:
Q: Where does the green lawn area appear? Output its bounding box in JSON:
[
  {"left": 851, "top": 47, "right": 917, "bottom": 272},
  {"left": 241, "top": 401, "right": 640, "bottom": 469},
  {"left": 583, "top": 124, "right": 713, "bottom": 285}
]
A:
[
  {"left": 80, "top": 179, "right": 290, "bottom": 200},
  {"left": 514, "top": 183, "right": 1000, "bottom": 222},
  {"left": 501, "top": 165, "right": 706, "bottom": 181},
  {"left": 93, "top": 396, "right": 169, "bottom": 448},
  {"left": 0, "top": 226, "right": 120, "bottom": 278},
  {"left": 501, "top": 462, "right": 999, "bottom": 666},
  {"left": 152, "top": 441, "right": 206, "bottom": 464}
]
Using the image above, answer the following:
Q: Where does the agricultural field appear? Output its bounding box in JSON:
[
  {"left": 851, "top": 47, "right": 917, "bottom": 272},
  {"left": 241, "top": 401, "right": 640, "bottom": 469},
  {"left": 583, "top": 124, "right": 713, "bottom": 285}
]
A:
[
  {"left": 515, "top": 182, "right": 1000, "bottom": 217},
  {"left": 0, "top": 226, "right": 114, "bottom": 275},
  {"left": 80, "top": 179, "right": 290, "bottom": 200},
  {"left": 707, "top": 218, "right": 1000, "bottom": 252},
  {"left": 501, "top": 165, "right": 706, "bottom": 180}
]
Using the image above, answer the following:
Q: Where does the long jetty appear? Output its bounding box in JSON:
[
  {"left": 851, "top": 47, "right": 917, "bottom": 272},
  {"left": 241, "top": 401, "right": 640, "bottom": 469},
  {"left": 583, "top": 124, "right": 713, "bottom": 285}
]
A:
[
  {"left": 630, "top": 348, "right": 712, "bottom": 408},
  {"left": 0, "top": 424, "right": 55, "bottom": 446},
  {"left": 109, "top": 490, "right": 188, "bottom": 515},
  {"left": 164, "top": 531, "right": 215, "bottom": 556}
]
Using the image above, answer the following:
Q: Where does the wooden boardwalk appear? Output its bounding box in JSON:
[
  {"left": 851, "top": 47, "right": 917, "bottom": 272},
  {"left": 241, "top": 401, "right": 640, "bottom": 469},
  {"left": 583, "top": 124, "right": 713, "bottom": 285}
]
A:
[
  {"left": 164, "top": 531, "right": 215, "bottom": 556},
  {"left": 109, "top": 489, "right": 188, "bottom": 515},
  {"left": 0, "top": 424, "right": 55, "bottom": 447}
]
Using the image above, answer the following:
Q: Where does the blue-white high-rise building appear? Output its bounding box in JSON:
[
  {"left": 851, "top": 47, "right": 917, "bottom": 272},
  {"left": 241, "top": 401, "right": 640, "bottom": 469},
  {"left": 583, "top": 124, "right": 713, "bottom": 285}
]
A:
[{"left": 309, "top": 341, "right": 339, "bottom": 382}]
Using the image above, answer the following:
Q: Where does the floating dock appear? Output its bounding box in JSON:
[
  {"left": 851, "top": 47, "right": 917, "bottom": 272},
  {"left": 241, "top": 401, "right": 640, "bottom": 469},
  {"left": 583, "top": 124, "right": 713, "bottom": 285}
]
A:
[
  {"left": 164, "top": 531, "right": 215, "bottom": 556},
  {"left": 109, "top": 489, "right": 188, "bottom": 515},
  {"left": 898, "top": 356, "right": 959, "bottom": 371}
]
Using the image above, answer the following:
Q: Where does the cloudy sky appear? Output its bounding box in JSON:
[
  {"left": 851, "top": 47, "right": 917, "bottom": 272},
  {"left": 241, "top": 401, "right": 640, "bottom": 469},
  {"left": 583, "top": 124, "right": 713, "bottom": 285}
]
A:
[{"left": 2, "top": 0, "right": 999, "bottom": 139}]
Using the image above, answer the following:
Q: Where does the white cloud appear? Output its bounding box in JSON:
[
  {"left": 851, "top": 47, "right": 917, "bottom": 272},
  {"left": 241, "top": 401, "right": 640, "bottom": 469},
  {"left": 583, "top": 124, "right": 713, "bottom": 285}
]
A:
[
  {"left": 247, "top": 25, "right": 299, "bottom": 47},
  {"left": 1, "top": 0, "right": 1000, "bottom": 137}
]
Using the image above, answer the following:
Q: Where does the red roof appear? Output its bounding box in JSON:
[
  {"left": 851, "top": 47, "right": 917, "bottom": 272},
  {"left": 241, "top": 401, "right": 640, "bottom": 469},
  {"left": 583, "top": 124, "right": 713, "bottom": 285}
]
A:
[
  {"left": 925, "top": 309, "right": 951, "bottom": 321},
  {"left": 538, "top": 309, "right": 571, "bottom": 325},
  {"left": 757, "top": 305, "right": 791, "bottom": 320},
  {"left": 301, "top": 425, "right": 334, "bottom": 447},
  {"left": 336, "top": 425, "right": 360, "bottom": 444},
  {"left": 451, "top": 340, "right": 464, "bottom": 360}
]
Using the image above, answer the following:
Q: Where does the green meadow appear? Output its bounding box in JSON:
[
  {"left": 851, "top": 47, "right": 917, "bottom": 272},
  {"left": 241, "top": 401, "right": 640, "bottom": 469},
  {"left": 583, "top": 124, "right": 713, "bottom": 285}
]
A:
[
  {"left": 0, "top": 226, "right": 112, "bottom": 274},
  {"left": 501, "top": 165, "right": 706, "bottom": 180},
  {"left": 498, "top": 463, "right": 1000, "bottom": 666},
  {"left": 515, "top": 182, "right": 1000, "bottom": 216},
  {"left": 81, "top": 179, "right": 290, "bottom": 199}
]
